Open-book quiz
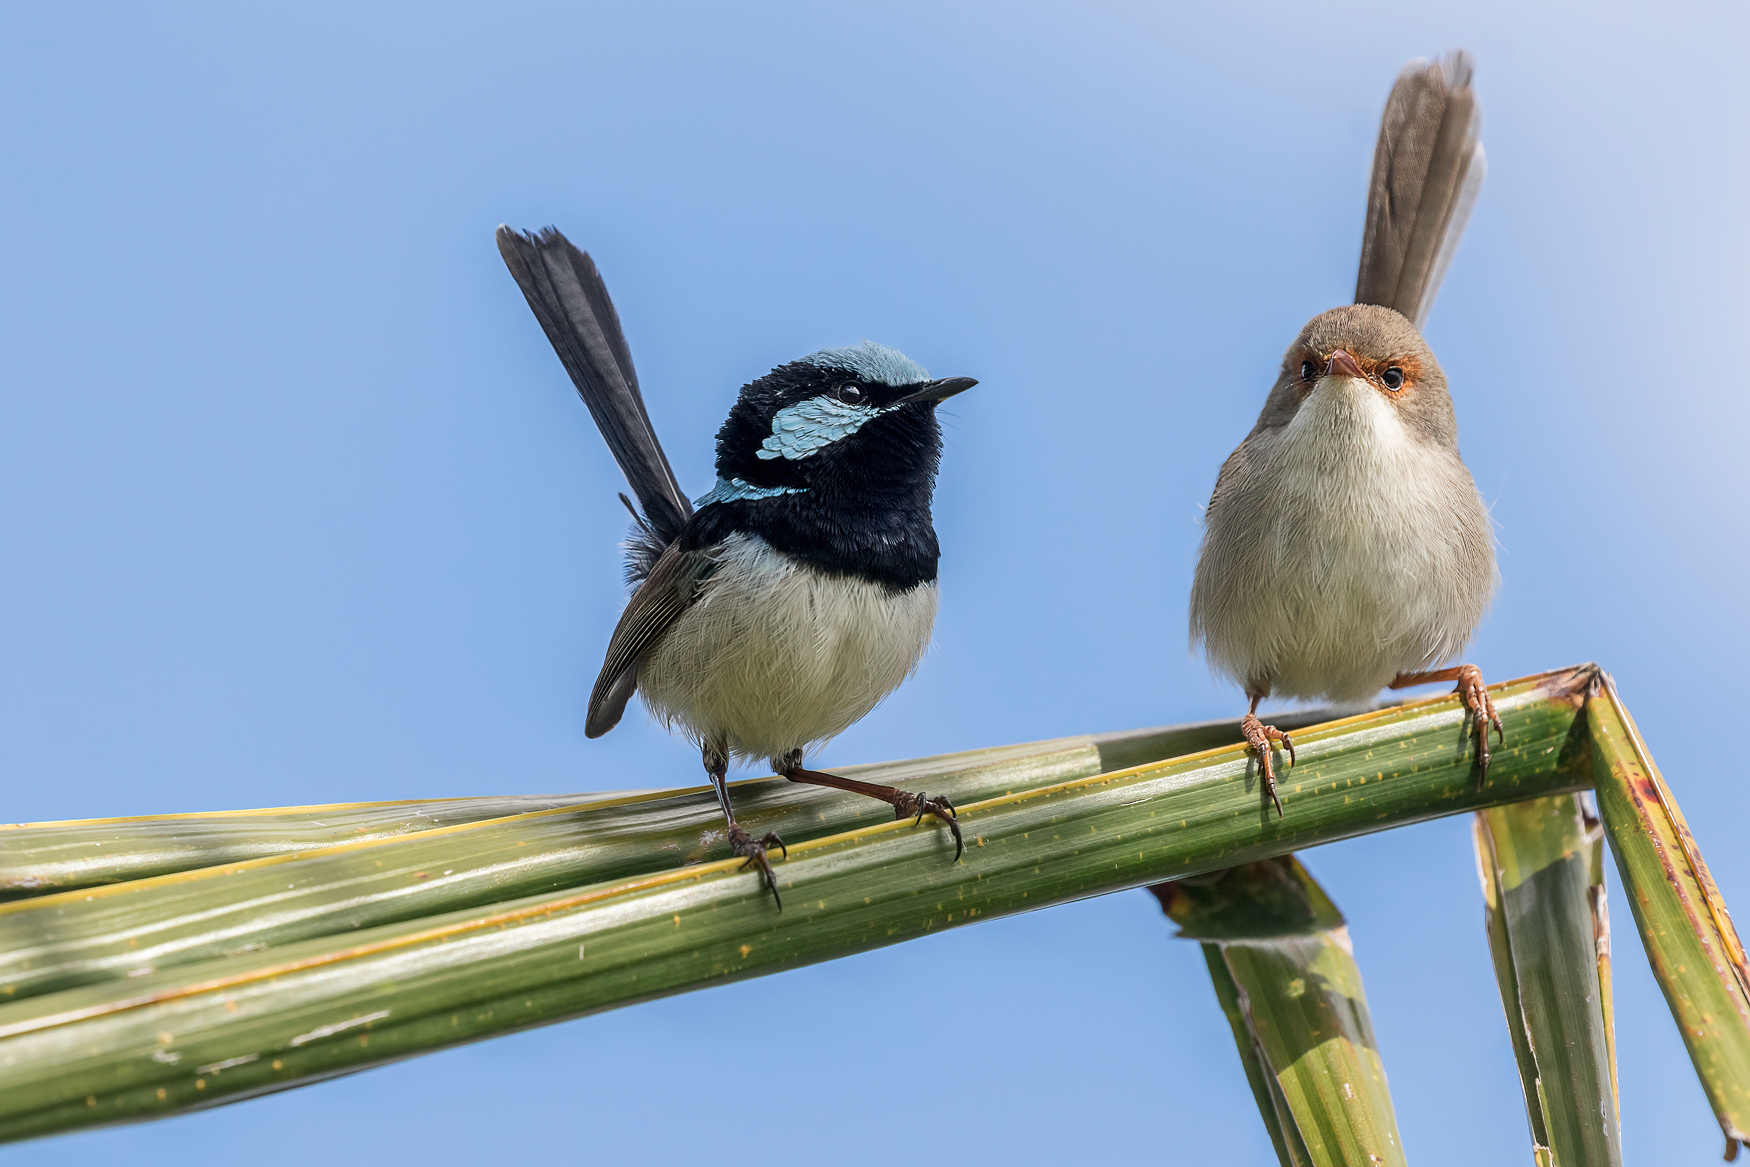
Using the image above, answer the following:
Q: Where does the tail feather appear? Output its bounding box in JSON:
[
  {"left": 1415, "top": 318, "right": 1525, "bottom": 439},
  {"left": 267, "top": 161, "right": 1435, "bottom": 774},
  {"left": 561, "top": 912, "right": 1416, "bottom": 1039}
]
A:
[
  {"left": 496, "top": 226, "right": 693, "bottom": 548},
  {"left": 1354, "top": 52, "right": 1485, "bottom": 327}
]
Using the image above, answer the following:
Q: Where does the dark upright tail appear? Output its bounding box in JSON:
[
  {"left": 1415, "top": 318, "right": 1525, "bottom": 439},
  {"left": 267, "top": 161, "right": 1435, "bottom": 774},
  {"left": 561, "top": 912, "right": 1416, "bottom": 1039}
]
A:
[
  {"left": 496, "top": 226, "right": 694, "bottom": 562},
  {"left": 1354, "top": 52, "right": 1485, "bottom": 327}
]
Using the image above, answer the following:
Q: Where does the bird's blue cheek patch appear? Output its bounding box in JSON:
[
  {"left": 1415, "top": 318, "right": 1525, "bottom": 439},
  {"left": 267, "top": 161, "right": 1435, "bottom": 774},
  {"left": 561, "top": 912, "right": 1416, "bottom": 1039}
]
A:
[
  {"left": 693, "top": 477, "right": 807, "bottom": 507},
  {"left": 757, "top": 396, "right": 889, "bottom": 461}
]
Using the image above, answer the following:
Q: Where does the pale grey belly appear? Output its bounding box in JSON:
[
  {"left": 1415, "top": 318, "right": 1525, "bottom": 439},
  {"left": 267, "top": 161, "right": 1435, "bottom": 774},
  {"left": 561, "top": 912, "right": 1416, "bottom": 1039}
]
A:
[
  {"left": 635, "top": 534, "right": 938, "bottom": 765},
  {"left": 1193, "top": 452, "right": 1494, "bottom": 703}
]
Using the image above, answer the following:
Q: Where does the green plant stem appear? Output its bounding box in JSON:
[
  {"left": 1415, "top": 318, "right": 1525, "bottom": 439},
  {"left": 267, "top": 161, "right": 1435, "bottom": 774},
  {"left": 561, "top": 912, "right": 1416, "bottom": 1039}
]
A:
[
  {"left": 0, "top": 717, "right": 1365, "bottom": 1004},
  {"left": 0, "top": 713, "right": 1346, "bottom": 900},
  {"left": 0, "top": 669, "right": 1590, "bottom": 1141},
  {"left": 0, "top": 794, "right": 626, "bottom": 896},
  {"left": 1202, "top": 943, "right": 1308, "bottom": 1167},
  {"left": 1157, "top": 856, "right": 1404, "bottom": 1167},
  {"left": 1221, "top": 934, "right": 1405, "bottom": 1167},
  {"left": 1475, "top": 795, "right": 1621, "bottom": 1166},
  {"left": 1589, "top": 673, "right": 1750, "bottom": 1156}
]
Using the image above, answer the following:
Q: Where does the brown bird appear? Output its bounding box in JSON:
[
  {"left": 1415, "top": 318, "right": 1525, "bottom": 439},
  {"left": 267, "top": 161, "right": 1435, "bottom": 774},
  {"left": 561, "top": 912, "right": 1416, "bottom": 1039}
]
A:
[{"left": 1189, "top": 53, "right": 1500, "bottom": 815}]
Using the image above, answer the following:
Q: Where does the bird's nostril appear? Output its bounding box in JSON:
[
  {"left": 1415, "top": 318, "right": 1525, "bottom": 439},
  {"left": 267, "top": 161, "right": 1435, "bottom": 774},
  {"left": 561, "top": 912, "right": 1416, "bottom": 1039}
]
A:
[{"left": 1326, "top": 350, "right": 1366, "bottom": 380}]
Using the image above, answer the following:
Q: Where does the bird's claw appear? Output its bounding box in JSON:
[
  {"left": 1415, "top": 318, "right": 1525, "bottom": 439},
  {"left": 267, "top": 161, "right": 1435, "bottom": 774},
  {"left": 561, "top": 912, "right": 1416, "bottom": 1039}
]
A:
[
  {"left": 1453, "top": 664, "right": 1502, "bottom": 787},
  {"left": 728, "top": 825, "right": 786, "bottom": 908},
  {"left": 1241, "top": 712, "right": 1292, "bottom": 818},
  {"left": 894, "top": 791, "right": 965, "bottom": 861}
]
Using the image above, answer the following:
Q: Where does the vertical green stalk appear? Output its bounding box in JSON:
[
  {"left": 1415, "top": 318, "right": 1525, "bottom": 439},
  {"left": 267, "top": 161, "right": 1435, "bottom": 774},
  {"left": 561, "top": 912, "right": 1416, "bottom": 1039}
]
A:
[
  {"left": 1588, "top": 674, "right": 1750, "bottom": 1157},
  {"left": 1201, "top": 944, "right": 1310, "bottom": 1167},
  {"left": 1587, "top": 815, "right": 1620, "bottom": 1123},
  {"left": 1154, "top": 857, "right": 1407, "bottom": 1167},
  {"left": 1474, "top": 795, "right": 1621, "bottom": 1165}
]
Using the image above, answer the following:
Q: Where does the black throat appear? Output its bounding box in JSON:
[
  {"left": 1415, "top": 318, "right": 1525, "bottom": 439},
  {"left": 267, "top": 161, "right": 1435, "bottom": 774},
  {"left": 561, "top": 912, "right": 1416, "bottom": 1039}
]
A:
[{"left": 682, "top": 403, "right": 943, "bottom": 592}]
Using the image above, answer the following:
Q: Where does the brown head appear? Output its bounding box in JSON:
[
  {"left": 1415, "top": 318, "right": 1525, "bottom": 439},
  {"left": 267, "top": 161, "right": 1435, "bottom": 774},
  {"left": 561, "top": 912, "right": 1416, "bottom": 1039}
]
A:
[{"left": 1250, "top": 304, "right": 1457, "bottom": 447}]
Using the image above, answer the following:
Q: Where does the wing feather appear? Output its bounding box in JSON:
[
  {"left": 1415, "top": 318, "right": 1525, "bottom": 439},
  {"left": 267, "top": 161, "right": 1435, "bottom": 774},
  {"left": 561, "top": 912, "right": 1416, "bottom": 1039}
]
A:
[{"left": 585, "top": 542, "right": 713, "bottom": 737}]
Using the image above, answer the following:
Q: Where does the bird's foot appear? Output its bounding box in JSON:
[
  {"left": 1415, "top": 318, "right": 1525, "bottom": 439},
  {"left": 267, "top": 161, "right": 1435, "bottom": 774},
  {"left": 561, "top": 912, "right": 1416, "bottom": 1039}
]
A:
[
  {"left": 779, "top": 760, "right": 966, "bottom": 862},
  {"left": 1241, "top": 712, "right": 1294, "bottom": 818},
  {"left": 727, "top": 824, "right": 787, "bottom": 908},
  {"left": 892, "top": 791, "right": 964, "bottom": 861},
  {"left": 1452, "top": 664, "right": 1504, "bottom": 786},
  {"left": 1389, "top": 664, "right": 1506, "bottom": 786}
]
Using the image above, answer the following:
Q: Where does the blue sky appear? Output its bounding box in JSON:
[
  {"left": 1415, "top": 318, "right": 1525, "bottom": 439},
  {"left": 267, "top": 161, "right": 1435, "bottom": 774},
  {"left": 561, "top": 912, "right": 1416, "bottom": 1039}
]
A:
[{"left": 2, "top": 2, "right": 1747, "bottom": 1163}]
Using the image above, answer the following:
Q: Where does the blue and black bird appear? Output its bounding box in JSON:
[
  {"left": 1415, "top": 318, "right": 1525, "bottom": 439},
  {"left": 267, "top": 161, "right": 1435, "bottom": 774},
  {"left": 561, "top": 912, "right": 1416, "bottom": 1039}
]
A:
[{"left": 497, "top": 227, "right": 977, "bottom": 905}]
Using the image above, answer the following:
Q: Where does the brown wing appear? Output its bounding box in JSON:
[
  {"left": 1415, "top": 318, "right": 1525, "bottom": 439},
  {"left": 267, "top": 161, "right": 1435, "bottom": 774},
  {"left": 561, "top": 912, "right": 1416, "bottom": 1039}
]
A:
[
  {"left": 1205, "top": 439, "right": 1256, "bottom": 516},
  {"left": 585, "top": 542, "right": 715, "bottom": 738}
]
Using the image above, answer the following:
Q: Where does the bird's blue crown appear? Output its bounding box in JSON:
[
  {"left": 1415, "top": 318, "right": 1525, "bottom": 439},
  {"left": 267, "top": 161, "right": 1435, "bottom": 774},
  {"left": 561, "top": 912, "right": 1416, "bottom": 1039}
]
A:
[
  {"left": 688, "top": 339, "right": 948, "bottom": 591},
  {"left": 801, "top": 341, "right": 928, "bottom": 388},
  {"left": 739, "top": 342, "right": 928, "bottom": 462}
]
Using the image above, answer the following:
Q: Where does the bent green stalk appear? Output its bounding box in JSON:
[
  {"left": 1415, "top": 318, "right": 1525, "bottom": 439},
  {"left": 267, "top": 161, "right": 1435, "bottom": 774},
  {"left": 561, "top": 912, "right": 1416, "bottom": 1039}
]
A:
[
  {"left": 1589, "top": 674, "right": 1750, "bottom": 1157},
  {"left": 0, "top": 716, "right": 1336, "bottom": 898},
  {"left": 1475, "top": 795, "right": 1620, "bottom": 1166},
  {"left": 0, "top": 669, "right": 1590, "bottom": 1141},
  {"left": 0, "top": 716, "right": 1354, "bottom": 1004},
  {"left": 1155, "top": 856, "right": 1405, "bottom": 1167}
]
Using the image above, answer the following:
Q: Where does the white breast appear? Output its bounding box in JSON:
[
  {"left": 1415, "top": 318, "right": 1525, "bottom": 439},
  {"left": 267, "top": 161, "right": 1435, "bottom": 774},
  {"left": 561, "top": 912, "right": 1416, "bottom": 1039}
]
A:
[
  {"left": 635, "top": 533, "right": 938, "bottom": 766},
  {"left": 1192, "top": 377, "right": 1495, "bottom": 703}
]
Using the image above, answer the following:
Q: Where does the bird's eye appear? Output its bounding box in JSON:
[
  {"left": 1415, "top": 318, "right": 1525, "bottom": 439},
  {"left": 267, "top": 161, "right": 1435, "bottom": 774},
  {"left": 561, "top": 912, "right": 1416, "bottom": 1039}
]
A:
[
  {"left": 1381, "top": 367, "right": 1404, "bottom": 391},
  {"left": 835, "top": 384, "right": 864, "bottom": 405},
  {"left": 1299, "top": 360, "right": 1316, "bottom": 382}
]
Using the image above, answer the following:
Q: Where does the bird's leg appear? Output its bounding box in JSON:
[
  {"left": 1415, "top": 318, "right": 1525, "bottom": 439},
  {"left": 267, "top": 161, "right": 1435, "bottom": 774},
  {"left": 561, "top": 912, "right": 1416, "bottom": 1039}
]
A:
[
  {"left": 1389, "top": 664, "right": 1504, "bottom": 785},
  {"left": 1240, "top": 692, "right": 1294, "bottom": 818},
  {"left": 704, "top": 744, "right": 786, "bottom": 907},
  {"left": 777, "top": 750, "right": 964, "bottom": 861}
]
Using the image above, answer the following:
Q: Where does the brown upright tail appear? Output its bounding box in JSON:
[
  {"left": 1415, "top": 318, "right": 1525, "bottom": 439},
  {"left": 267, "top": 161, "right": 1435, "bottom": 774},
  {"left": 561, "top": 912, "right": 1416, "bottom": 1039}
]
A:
[{"left": 1354, "top": 52, "right": 1485, "bottom": 327}]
